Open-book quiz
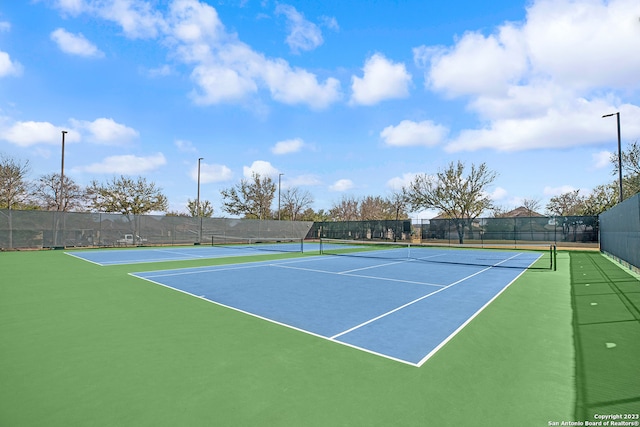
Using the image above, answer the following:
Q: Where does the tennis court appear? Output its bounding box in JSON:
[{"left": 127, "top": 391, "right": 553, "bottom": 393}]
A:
[
  {"left": 66, "top": 238, "right": 308, "bottom": 265},
  {"left": 130, "top": 246, "right": 542, "bottom": 366}
]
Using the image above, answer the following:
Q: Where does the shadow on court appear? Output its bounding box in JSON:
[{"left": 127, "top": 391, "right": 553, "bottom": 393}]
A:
[{"left": 570, "top": 252, "right": 640, "bottom": 420}]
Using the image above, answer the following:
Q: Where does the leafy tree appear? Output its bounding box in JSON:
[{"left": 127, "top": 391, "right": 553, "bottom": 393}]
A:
[
  {"left": 33, "top": 173, "right": 86, "bottom": 211},
  {"left": 86, "top": 175, "right": 168, "bottom": 244},
  {"left": 545, "top": 190, "right": 584, "bottom": 216},
  {"left": 0, "top": 154, "right": 32, "bottom": 249},
  {"left": 187, "top": 199, "right": 214, "bottom": 217},
  {"left": 86, "top": 175, "right": 168, "bottom": 215},
  {"left": 581, "top": 183, "right": 618, "bottom": 215},
  {"left": 329, "top": 195, "right": 359, "bottom": 221},
  {"left": 611, "top": 140, "right": 640, "bottom": 199},
  {"left": 220, "top": 172, "right": 275, "bottom": 220},
  {"left": 359, "top": 195, "right": 393, "bottom": 220},
  {"left": 407, "top": 161, "right": 497, "bottom": 244},
  {"left": 0, "top": 154, "right": 31, "bottom": 209},
  {"left": 280, "top": 187, "right": 314, "bottom": 220}
]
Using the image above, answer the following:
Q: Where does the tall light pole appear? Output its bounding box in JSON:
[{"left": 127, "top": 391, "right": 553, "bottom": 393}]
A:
[
  {"left": 602, "top": 112, "right": 623, "bottom": 202},
  {"left": 197, "top": 157, "right": 203, "bottom": 243},
  {"left": 278, "top": 173, "right": 284, "bottom": 220},
  {"left": 60, "top": 130, "right": 67, "bottom": 211}
]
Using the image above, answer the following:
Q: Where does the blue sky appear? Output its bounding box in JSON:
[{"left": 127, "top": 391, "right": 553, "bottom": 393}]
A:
[{"left": 1, "top": 0, "right": 639, "bottom": 218}]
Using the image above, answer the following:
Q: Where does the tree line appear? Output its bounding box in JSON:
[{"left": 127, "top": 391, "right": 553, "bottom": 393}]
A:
[{"left": 1, "top": 141, "right": 638, "bottom": 229}]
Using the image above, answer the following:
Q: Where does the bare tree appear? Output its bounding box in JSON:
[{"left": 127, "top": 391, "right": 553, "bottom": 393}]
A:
[
  {"left": 329, "top": 195, "right": 359, "bottom": 221},
  {"left": 407, "top": 161, "right": 497, "bottom": 244},
  {"left": 359, "top": 196, "right": 392, "bottom": 220},
  {"left": 220, "top": 172, "right": 275, "bottom": 220},
  {"left": 0, "top": 154, "right": 31, "bottom": 209},
  {"left": 33, "top": 173, "right": 86, "bottom": 211},
  {"left": 280, "top": 187, "right": 313, "bottom": 220},
  {"left": 521, "top": 198, "right": 541, "bottom": 216}
]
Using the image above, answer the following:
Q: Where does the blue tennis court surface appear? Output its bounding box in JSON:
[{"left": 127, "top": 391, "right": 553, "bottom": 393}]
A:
[
  {"left": 131, "top": 247, "right": 542, "bottom": 366},
  {"left": 65, "top": 242, "right": 313, "bottom": 265}
]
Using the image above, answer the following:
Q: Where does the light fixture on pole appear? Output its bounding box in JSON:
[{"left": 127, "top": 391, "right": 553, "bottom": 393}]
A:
[
  {"left": 60, "top": 130, "right": 67, "bottom": 211},
  {"left": 278, "top": 173, "right": 284, "bottom": 220},
  {"left": 197, "top": 157, "right": 203, "bottom": 243},
  {"left": 602, "top": 112, "right": 623, "bottom": 202}
]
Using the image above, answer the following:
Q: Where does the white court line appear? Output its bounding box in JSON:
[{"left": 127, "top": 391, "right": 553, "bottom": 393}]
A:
[
  {"left": 338, "top": 259, "right": 414, "bottom": 274},
  {"left": 64, "top": 251, "right": 104, "bottom": 266},
  {"left": 270, "top": 263, "right": 444, "bottom": 288},
  {"left": 129, "top": 270, "right": 421, "bottom": 368},
  {"left": 330, "top": 253, "right": 524, "bottom": 340}
]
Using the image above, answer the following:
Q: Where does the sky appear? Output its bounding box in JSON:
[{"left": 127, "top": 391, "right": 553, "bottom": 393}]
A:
[{"left": 1, "top": 0, "right": 639, "bottom": 218}]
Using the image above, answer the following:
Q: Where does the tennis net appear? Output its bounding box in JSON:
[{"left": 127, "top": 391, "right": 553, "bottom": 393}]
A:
[
  {"left": 210, "top": 235, "right": 304, "bottom": 253},
  {"left": 319, "top": 238, "right": 554, "bottom": 270}
]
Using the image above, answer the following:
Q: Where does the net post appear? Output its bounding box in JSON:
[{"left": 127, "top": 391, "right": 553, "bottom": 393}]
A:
[
  {"left": 549, "top": 244, "right": 553, "bottom": 270},
  {"left": 553, "top": 245, "right": 557, "bottom": 271}
]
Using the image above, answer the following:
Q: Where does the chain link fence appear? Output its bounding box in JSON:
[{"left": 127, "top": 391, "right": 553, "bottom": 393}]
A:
[
  {"left": 307, "top": 220, "right": 412, "bottom": 242},
  {"left": 304, "top": 216, "right": 599, "bottom": 248},
  {"left": 419, "top": 216, "right": 599, "bottom": 246},
  {"left": 0, "top": 209, "right": 313, "bottom": 250}
]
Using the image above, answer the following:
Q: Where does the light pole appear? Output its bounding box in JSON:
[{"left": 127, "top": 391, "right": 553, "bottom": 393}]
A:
[
  {"left": 60, "top": 130, "right": 67, "bottom": 211},
  {"left": 602, "top": 112, "right": 623, "bottom": 202},
  {"left": 278, "top": 173, "right": 284, "bottom": 220},
  {"left": 197, "top": 157, "right": 203, "bottom": 243}
]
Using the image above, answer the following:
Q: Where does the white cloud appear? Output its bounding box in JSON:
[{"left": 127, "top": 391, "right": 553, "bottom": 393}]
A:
[
  {"left": 381, "top": 120, "right": 448, "bottom": 147},
  {"left": 175, "top": 139, "right": 197, "bottom": 152},
  {"left": 319, "top": 16, "right": 339, "bottom": 32},
  {"left": 271, "top": 138, "right": 304, "bottom": 154},
  {"left": 543, "top": 185, "right": 578, "bottom": 197},
  {"left": 287, "top": 174, "right": 322, "bottom": 187},
  {"left": 386, "top": 172, "right": 419, "bottom": 191},
  {"left": 243, "top": 160, "right": 279, "bottom": 178},
  {"left": 50, "top": 28, "right": 104, "bottom": 57},
  {"left": 77, "top": 152, "right": 166, "bottom": 174},
  {"left": 95, "top": 0, "right": 165, "bottom": 39},
  {"left": 70, "top": 118, "right": 139, "bottom": 145},
  {"left": 329, "top": 179, "right": 354, "bottom": 192},
  {"left": 446, "top": 101, "right": 640, "bottom": 152},
  {"left": 0, "top": 21, "right": 10, "bottom": 32},
  {"left": 414, "top": 0, "right": 640, "bottom": 152},
  {"left": 53, "top": 0, "right": 87, "bottom": 16},
  {"left": 525, "top": 0, "right": 640, "bottom": 90},
  {"left": 416, "top": 23, "right": 527, "bottom": 98},
  {"left": 148, "top": 64, "right": 173, "bottom": 77},
  {"left": 190, "top": 162, "right": 233, "bottom": 183},
  {"left": 275, "top": 4, "right": 323, "bottom": 53},
  {"left": 350, "top": 53, "right": 412, "bottom": 105},
  {"left": 170, "top": 5, "right": 340, "bottom": 109},
  {"left": 490, "top": 187, "right": 508, "bottom": 201},
  {"left": 53, "top": 0, "right": 164, "bottom": 38},
  {"left": 592, "top": 151, "right": 613, "bottom": 170},
  {"left": 0, "top": 51, "right": 22, "bottom": 77},
  {"left": 0, "top": 121, "right": 79, "bottom": 146},
  {"left": 49, "top": 0, "right": 341, "bottom": 109}
]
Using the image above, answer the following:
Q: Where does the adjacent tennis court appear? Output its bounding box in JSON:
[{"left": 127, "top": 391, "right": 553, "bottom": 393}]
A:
[
  {"left": 130, "top": 246, "right": 542, "bottom": 365},
  {"left": 66, "top": 238, "right": 307, "bottom": 265}
]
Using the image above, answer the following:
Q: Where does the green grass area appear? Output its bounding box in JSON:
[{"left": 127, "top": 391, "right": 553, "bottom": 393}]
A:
[{"left": 1, "top": 248, "right": 577, "bottom": 426}]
